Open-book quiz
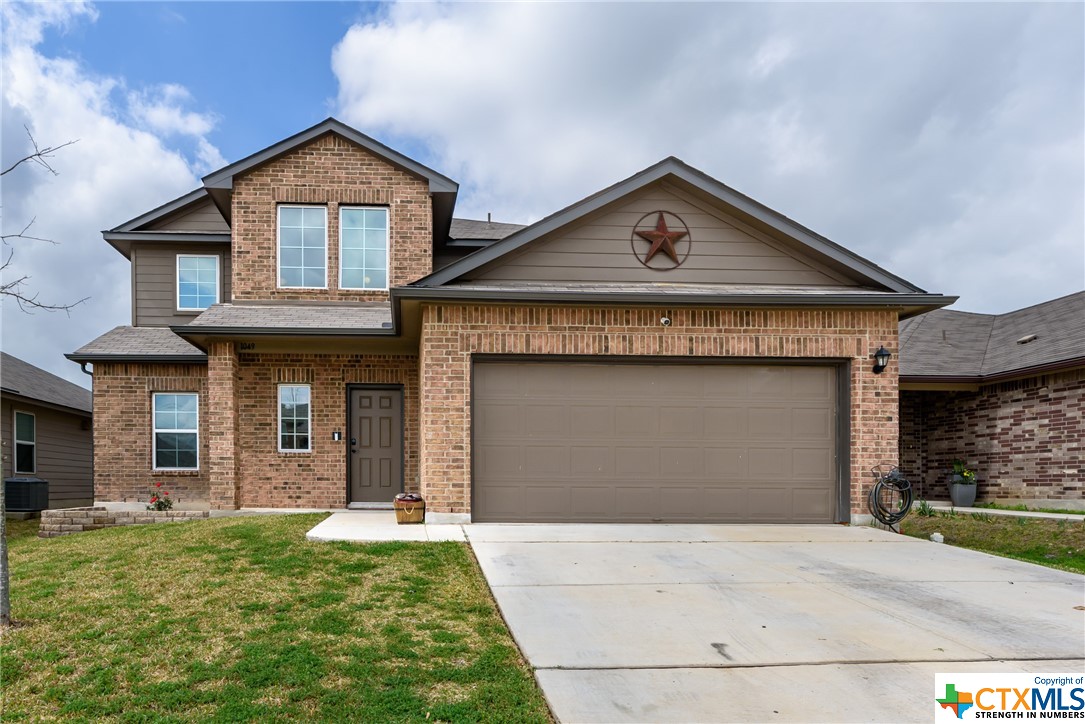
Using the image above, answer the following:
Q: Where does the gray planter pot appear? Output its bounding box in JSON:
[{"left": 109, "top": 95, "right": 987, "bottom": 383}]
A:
[{"left": 949, "top": 480, "right": 977, "bottom": 507}]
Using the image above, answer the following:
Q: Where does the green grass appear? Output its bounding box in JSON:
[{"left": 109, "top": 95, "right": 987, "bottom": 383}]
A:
[
  {"left": 0, "top": 514, "right": 550, "bottom": 723},
  {"left": 902, "top": 511, "right": 1085, "bottom": 574},
  {"left": 972, "top": 501, "right": 1085, "bottom": 516}
]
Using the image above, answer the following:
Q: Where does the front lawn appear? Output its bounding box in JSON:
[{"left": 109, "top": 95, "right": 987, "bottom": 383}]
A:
[
  {"left": 0, "top": 514, "right": 550, "bottom": 722},
  {"left": 901, "top": 512, "right": 1085, "bottom": 574}
]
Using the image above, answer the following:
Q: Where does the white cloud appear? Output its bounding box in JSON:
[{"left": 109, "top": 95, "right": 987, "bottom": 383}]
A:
[
  {"left": 333, "top": 2, "right": 1084, "bottom": 313},
  {"left": 1, "top": 2, "right": 223, "bottom": 386}
]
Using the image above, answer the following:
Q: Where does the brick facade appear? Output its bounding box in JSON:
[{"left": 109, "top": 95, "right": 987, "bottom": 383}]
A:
[
  {"left": 900, "top": 367, "right": 1085, "bottom": 504},
  {"left": 418, "top": 304, "right": 900, "bottom": 518},
  {"left": 92, "top": 362, "right": 211, "bottom": 506},
  {"left": 231, "top": 352, "right": 419, "bottom": 509},
  {"left": 230, "top": 133, "right": 433, "bottom": 302}
]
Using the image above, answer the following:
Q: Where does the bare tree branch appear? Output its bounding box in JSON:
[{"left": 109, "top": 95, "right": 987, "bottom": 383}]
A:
[
  {"left": 0, "top": 247, "right": 87, "bottom": 314},
  {"left": 1, "top": 126, "right": 78, "bottom": 177},
  {"left": 1, "top": 218, "right": 57, "bottom": 245}
]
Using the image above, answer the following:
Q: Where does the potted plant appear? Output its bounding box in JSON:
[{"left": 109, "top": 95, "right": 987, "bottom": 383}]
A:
[{"left": 947, "top": 459, "right": 977, "bottom": 507}]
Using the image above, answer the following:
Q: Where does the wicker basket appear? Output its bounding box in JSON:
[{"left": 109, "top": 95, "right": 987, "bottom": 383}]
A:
[{"left": 393, "top": 495, "right": 425, "bottom": 524}]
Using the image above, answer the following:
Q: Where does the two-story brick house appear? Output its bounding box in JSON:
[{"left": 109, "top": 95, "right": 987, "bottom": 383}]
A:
[{"left": 69, "top": 118, "right": 954, "bottom": 524}]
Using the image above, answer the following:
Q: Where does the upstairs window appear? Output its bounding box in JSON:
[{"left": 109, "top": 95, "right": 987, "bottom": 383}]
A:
[
  {"left": 153, "top": 393, "right": 199, "bottom": 470},
  {"left": 14, "top": 411, "right": 35, "bottom": 474},
  {"left": 278, "top": 385, "right": 311, "bottom": 452},
  {"left": 340, "top": 207, "right": 388, "bottom": 290},
  {"left": 278, "top": 206, "right": 327, "bottom": 288},
  {"left": 177, "top": 255, "right": 219, "bottom": 310}
]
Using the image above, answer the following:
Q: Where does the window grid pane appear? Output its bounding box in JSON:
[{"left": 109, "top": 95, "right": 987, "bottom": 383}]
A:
[
  {"left": 279, "top": 206, "right": 326, "bottom": 288},
  {"left": 153, "top": 393, "right": 198, "bottom": 469},
  {"left": 279, "top": 385, "right": 311, "bottom": 452},
  {"left": 341, "top": 207, "right": 388, "bottom": 290},
  {"left": 178, "top": 256, "right": 218, "bottom": 309}
]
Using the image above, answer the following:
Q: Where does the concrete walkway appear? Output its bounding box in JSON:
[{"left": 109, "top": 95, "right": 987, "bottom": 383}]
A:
[
  {"left": 305, "top": 511, "right": 466, "bottom": 542},
  {"left": 928, "top": 503, "right": 1085, "bottom": 521}
]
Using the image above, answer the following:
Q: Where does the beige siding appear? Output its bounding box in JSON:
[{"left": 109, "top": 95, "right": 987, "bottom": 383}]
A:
[
  {"left": 133, "top": 243, "right": 232, "bottom": 326},
  {"left": 471, "top": 184, "right": 857, "bottom": 286},
  {"left": 1, "top": 398, "right": 93, "bottom": 508},
  {"left": 147, "top": 198, "right": 229, "bottom": 232}
]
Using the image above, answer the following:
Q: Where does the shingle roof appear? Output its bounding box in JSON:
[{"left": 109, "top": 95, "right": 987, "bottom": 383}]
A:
[
  {"left": 899, "top": 291, "right": 1085, "bottom": 378},
  {"left": 69, "top": 326, "right": 205, "bottom": 360},
  {"left": 180, "top": 303, "right": 392, "bottom": 331},
  {"left": 449, "top": 218, "right": 526, "bottom": 241},
  {"left": 1, "top": 352, "right": 93, "bottom": 413}
]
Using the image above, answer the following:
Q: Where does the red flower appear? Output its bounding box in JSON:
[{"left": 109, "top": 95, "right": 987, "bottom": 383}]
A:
[
  {"left": 155, "top": 482, "right": 163, "bottom": 488},
  {"left": 163, "top": 492, "right": 169, "bottom": 496},
  {"left": 150, "top": 496, "right": 158, "bottom": 503}
]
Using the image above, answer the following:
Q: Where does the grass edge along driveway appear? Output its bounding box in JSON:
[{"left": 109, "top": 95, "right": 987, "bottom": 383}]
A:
[{"left": 0, "top": 514, "right": 550, "bottom": 723}]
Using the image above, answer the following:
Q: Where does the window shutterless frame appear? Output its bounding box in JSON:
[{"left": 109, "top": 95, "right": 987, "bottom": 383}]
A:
[
  {"left": 277, "top": 205, "right": 328, "bottom": 289},
  {"left": 176, "top": 254, "right": 220, "bottom": 311},
  {"left": 152, "top": 392, "right": 199, "bottom": 471},
  {"left": 338, "top": 206, "right": 390, "bottom": 291},
  {"left": 13, "top": 410, "right": 35, "bottom": 475},
  {"left": 278, "top": 384, "right": 312, "bottom": 453}
]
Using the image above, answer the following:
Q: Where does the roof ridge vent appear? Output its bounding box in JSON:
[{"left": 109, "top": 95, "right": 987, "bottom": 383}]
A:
[{"left": 1016, "top": 334, "right": 1038, "bottom": 345}]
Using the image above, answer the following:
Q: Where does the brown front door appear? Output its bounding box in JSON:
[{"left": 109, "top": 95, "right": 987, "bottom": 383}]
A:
[{"left": 348, "top": 387, "right": 403, "bottom": 504}]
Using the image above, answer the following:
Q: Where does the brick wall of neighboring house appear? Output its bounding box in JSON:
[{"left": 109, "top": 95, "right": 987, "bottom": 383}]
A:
[
  {"left": 92, "top": 362, "right": 211, "bottom": 506},
  {"left": 230, "top": 352, "right": 420, "bottom": 508},
  {"left": 900, "top": 367, "right": 1085, "bottom": 503},
  {"left": 418, "top": 304, "right": 900, "bottom": 518},
  {"left": 230, "top": 133, "right": 433, "bottom": 301}
]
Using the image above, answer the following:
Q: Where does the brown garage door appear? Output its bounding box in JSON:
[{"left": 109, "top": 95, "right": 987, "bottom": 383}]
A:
[{"left": 472, "top": 361, "right": 839, "bottom": 523}]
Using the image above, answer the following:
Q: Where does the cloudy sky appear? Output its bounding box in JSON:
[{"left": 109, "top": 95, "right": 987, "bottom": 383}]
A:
[{"left": 2, "top": 1, "right": 1082, "bottom": 388}]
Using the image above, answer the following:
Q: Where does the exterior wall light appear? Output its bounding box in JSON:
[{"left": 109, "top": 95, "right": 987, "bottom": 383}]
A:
[{"left": 872, "top": 346, "right": 891, "bottom": 374}]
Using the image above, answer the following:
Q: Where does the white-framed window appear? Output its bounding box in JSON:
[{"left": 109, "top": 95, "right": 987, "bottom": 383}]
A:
[
  {"left": 177, "top": 254, "right": 220, "bottom": 311},
  {"left": 339, "top": 206, "right": 389, "bottom": 290},
  {"left": 278, "top": 385, "right": 311, "bottom": 452},
  {"left": 278, "top": 205, "right": 327, "bottom": 288},
  {"left": 13, "top": 411, "right": 35, "bottom": 475},
  {"left": 152, "top": 393, "right": 199, "bottom": 470}
]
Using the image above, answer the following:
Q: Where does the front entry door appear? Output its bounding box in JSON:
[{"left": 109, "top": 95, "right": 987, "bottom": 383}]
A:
[{"left": 348, "top": 388, "right": 403, "bottom": 503}]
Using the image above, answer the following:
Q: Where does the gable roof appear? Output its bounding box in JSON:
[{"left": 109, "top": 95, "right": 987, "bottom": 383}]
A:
[
  {"left": 104, "top": 118, "right": 460, "bottom": 249},
  {"left": 899, "top": 291, "right": 1085, "bottom": 379},
  {"left": 1, "top": 352, "right": 92, "bottom": 414},
  {"left": 414, "top": 157, "right": 928, "bottom": 294}
]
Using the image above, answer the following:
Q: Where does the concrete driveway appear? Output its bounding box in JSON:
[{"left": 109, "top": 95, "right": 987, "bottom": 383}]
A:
[{"left": 467, "top": 524, "right": 1085, "bottom": 723}]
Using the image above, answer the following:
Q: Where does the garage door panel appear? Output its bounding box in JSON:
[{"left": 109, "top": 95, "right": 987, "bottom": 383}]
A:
[
  {"left": 615, "top": 486, "right": 659, "bottom": 517},
  {"left": 793, "top": 408, "right": 832, "bottom": 438},
  {"left": 749, "top": 407, "right": 788, "bottom": 437},
  {"left": 661, "top": 447, "right": 704, "bottom": 476},
  {"left": 570, "top": 446, "right": 613, "bottom": 474},
  {"left": 571, "top": 405, "right": 614, "bottom": 436},
  {"left": 615, "top": 447, "right": 659, "bottom": 477},
  {"left": 746, "top": 447, "right": 790, "bottom": 478},
  {"left": 476, "top": 403, "right": 523, "bottom": 437},
  {"left": 705, "top": 447, "right": 749, "bottom": 479},
  {"left": 614, "top": 406, "right": 659, "bottom": 436},
  {"left": 523, "top": 486, "right": 569, "bottom": 515},
  {"left": 473, "top": 362, "right": 838, "bottom": 523},
  {"left": 660, "top": 406, "right": 704, "bottom": 437},
  {"left": 524, "top": 446, "right": 569, "bottom": 476},
  {"left": 569, "top": 487, "right": 614, "bottom": 516},
  {"left": 792, "top": 447, "right": 834, "bottom": 478},
  {"left": 704, "top": 407, "right": 747, "bottom": 437}
]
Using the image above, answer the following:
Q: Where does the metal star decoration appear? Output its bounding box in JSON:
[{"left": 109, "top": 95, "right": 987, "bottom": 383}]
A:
[{"left": 635, "top": 212, "right": 688, "bottom": 264}]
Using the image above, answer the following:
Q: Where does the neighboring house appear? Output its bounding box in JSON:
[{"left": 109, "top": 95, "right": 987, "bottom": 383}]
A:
[
  {"left": 69, "top": 118, "right": 954, "bottom": 524},
  {"left": 1, "top": 352, "right": 94, "bottom": 508},
  {"left": 898, "top": 291, "right": 1085, "bottom": 509}
]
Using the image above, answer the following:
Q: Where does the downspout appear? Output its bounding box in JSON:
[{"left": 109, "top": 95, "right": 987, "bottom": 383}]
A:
[{"left": 78, "top": 362, "right": 93, "bottom": 377}]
